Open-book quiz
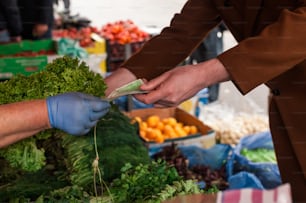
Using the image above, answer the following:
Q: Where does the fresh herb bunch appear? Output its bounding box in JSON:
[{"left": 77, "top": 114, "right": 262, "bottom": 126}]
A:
[
  {"left": 155, "top": 179, "right": 201, "bottom": 202},
  {"left": 0, "top": 55, "right": 107, "bottom": 172},
  {"left": 0, "top": 56, "right": 152, "bottom": 202},
  {"left": 95, "top": 108, "right": 151, "bottom": 182},
  {"left": 110, "top": 160, "right": 201, "bottom": 203},
  {"left": 0, "top": 106, "right": 151, "bottom": 202},
  {"left": 0, "top": 56, "right": 203, "bottom": 202},
  {"left": 61, "top": 107, "right": 151, "bottom": 190}
]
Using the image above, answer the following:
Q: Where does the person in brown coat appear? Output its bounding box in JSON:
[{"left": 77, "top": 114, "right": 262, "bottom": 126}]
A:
[{"left": 105, "top": 0, "right": 306, "bottom": 201}]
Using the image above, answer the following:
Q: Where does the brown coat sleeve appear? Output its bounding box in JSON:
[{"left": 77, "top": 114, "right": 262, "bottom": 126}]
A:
[
  {"left": 122, "top": 0, "right": 221, "bottom": 80},
  {"left": 218, "top": 5, "right": 306, "bottom": 94}
]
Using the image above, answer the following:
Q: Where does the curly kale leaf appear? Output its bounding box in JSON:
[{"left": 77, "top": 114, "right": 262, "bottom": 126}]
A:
[{"left": 0, "top": 55, "right": 107, "bottom": 104}]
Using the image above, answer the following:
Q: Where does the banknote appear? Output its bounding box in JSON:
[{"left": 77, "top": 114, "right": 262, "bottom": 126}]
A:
[{"left": 107, "top": 79, "right": 148, "bottom": 101}]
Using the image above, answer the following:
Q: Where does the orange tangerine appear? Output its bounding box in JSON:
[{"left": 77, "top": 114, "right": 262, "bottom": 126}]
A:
[
  {"left": 190, "top": 125, "right": 198, "bottom": 134},
  {"left": 177, "top": 122, "right": 184, "bottom": 128},
  {"left": 183, "top": 126, "right": 191, "bottom": 134},
  {"left": 153, "top": 129, "right": 162, "bottom": 138},
  {"left": 156, "top": 121, "right": 165, "bottom": 131},
  {"left": 162, "top": 133, "right": 170, "bottom": 139},
  {"left": 163, "top": 124, "right": 176, "bottom": 138},
  {"left": 146, "top": 115, "right": 160, "bottom": 128},
  {"left": 174, "top": 126, "right": 187, "bottom": 137},
  {"left": 155, "top": 133, "right": 165, "bottom": 143},
  {"left": 163, "top": 124, "right": 174, "bottom": 134},
  {"left": 155, "top": 136, "right": 165, "bottom": 143},
  {"left": 169, "top": 131, "right": 177, "bottom": 138},
  {"left": 167, "top": 117, "right": 177, "bottom": 127},
  {"left": 145, "top": 128, "right": 157, "bottom": 140}
]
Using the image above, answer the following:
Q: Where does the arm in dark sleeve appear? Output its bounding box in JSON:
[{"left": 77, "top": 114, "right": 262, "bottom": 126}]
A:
[
  {"left": 218, "top": 5, "right": 306, "bottom": 94},
  {"left": 0, "top": 0, "right": 22, "bottom": 37},
  {"left": 122, "top": 0, "right": 221, "bottom": 80}
]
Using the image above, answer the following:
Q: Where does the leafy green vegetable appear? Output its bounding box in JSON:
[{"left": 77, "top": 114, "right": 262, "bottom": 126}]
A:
[
  {"left": 0, "top": 55, "right": 109, "bottom": 202},
  {"left": 45, "top": 185, "right": 91, "bottom": 203},
  {"left": 154, "top": 180, "right": 201, "bottom": 202},
  {"left": 240, "top": 148, "right": 277, "bottom": 163},
  {"left": 0, "top": 108, "right": 151, "bottom": 202},
  {"left": 0, "top": 168, "right": 69, "bottom": 201},
  {"left": 0, "top": 56, "right": 202, "bottom": 202},
  {"left": 110, "top": 160, "right": 201, "bottom": 203},
  {"left": 0, "top": 55, "right": 107, "bottom": 172},
  {"left": 61, "top": 107, "right": 151, "bottom": 191},
  {"left": 0, "top": 138, "right": 45, "bottom": 172},
  {"left": 96, "top": 108, "right": 151, "bottom": 182}
]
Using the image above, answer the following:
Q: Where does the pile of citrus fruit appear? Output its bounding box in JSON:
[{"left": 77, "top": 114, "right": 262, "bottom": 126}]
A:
[{"left": 132, "top": 115, "right": 198, "bottom": 143}]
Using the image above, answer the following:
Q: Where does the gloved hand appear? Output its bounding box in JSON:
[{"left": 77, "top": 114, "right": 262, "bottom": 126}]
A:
[{"left": 46, "top": 92, "right": 111, "bottom": 135}]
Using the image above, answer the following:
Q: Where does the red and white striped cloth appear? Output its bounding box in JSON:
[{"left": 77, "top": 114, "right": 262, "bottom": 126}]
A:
[{"left": 216, "top": 184, "right": 292, "bottom": 203}]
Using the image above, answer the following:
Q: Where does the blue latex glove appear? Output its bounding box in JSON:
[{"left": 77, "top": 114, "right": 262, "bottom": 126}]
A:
[{"left": 46, "top": 92, "right": 111, "bottom": 135}]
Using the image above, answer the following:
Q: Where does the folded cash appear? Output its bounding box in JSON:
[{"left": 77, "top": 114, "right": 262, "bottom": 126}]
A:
[{"left": 107, "top": 79, "right": 148, "bottom": 101}]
